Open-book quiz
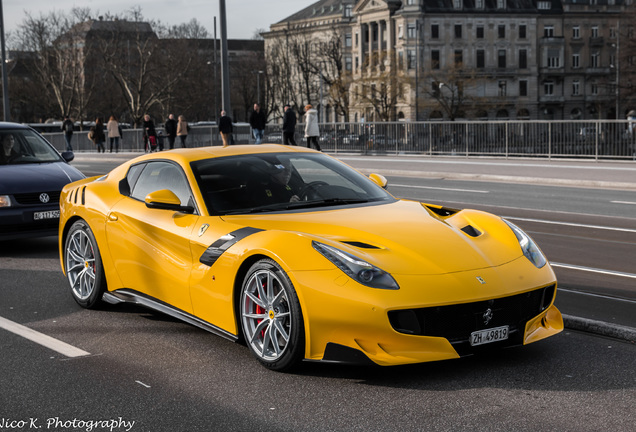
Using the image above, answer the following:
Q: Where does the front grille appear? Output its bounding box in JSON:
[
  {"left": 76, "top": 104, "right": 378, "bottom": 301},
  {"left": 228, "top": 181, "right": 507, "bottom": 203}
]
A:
[
  {"left": 388, "top": 284, "right": 556, "bottom": 353},
  {"left": 13, "top": 191, "right": 61, "bottom": 205}
]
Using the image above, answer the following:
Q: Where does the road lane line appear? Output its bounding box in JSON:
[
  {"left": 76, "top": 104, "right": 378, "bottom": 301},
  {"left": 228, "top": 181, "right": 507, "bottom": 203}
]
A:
[
  {"left": 505, "top": 217, "right": 636, "bottom": 234},
  {"left": 611, "top": 201, "right": 636, "bottom": 205},
  {"left": 391, "top": 183, "right": 490, "bottom": 193},
  {"left": 0, "top": 316, "right": 90, "bottom": 358},
  {"left": 551, "top": 263, "right": 636, "bottom": 280},
  {"left": 558, "top": 287, "right": 636, "bottom": 304}
]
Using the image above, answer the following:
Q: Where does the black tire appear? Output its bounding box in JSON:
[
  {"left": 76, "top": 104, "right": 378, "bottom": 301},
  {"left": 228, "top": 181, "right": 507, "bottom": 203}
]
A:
[
  {"left": 64, "top": 220, "right": 107, "bottom": 309},
  {"left": 240, "top": 259, "right": 305, "bottom": 371}
]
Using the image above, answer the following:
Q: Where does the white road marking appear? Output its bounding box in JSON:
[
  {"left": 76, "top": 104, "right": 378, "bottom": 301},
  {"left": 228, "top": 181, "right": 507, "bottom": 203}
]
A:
[
  {"left": 0, "top": 316, "right": 90, "bottom": 358},
  {"left": 558, "top": 287, "right": 636, "bottom": 304},
  {"left": 391, "top": 183, "right": 489, "bottom": 193},
  {"left": 611, "top": 201, "right": 636, "bottom": 205},
  {"left": 551, "top": 263, "right": 636, "bottom": 280},
  {"left": 135, "top": 380, "right": 151, "bottom": 388},
  {"left": 505, "top": 216, "right": 636, "bottom": 234}
]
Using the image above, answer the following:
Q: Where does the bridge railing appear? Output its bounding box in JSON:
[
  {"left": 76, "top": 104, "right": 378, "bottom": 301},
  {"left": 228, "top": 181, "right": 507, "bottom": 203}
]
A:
[{"left": 41, "top": 120, "right": 636, "bottom": 160}]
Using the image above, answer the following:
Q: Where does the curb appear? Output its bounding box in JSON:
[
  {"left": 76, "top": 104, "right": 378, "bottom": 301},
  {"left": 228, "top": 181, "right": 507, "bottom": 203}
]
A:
[{"left": 563, "top": 314, "right": 636, "bottom": 342}]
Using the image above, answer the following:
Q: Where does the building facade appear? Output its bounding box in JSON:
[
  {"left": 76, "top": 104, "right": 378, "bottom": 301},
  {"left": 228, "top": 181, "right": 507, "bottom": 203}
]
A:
[{"left": 264, "top": 0, "right": 634, "bottom": 121}]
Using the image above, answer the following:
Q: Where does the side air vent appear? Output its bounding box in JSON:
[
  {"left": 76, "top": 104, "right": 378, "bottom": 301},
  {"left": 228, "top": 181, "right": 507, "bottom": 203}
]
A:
[
  {"left": 341, "top": 241, "right": 380, "bottom": 249},
  {"left": 461, "top": 225, "right": 481, "bottom": 237}
]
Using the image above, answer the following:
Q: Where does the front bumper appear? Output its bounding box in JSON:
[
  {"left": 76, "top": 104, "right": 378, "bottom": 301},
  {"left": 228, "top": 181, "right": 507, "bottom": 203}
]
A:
[{"left": 290, "top": 257, "right": 563, "bottom": 366}]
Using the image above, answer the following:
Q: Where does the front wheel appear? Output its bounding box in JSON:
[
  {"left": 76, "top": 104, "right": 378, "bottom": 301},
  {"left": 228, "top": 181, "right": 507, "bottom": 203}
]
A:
[
  {"left": 240, "top": 259, "right": 305, "bottom": 371},
  {"left": 64, "top": 220, "right": 107, "bottom": 308}
]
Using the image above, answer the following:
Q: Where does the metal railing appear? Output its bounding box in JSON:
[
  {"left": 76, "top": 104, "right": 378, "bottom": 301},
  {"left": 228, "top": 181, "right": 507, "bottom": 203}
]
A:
[{"left": 42, "top": 120, "right": 636, "bottom": 160}]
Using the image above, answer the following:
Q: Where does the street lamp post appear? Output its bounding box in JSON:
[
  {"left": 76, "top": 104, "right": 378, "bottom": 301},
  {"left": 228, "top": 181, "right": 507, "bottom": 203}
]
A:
[
  {"left": 255, "top": 70, "right": 264, "bottom": 104},
  {"left": 0, "top": 0, "right": 10, "bottom": 121}
]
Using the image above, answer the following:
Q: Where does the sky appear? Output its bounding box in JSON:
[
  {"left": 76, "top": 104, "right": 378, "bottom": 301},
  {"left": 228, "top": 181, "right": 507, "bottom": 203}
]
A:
[{"left": 2, "top": 0, "right": 319, "bottom": 39}]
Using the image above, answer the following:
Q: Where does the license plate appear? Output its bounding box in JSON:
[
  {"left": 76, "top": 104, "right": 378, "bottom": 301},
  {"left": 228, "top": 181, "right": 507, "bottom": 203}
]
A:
[
  {"left": 33, "top": 210, "right": 60, "bottom": 220},
  {"left": 470, "top": 325, "right": 509, "bottom": 346}
]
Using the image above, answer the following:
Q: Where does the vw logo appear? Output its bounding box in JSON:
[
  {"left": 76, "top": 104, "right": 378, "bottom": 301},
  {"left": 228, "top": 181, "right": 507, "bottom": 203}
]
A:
[
  {"left": 483, "top": 308, "right": 494, "bottom": 326},
  {"left": 39, "top": 193, "right": 50, "bottom": 203}
]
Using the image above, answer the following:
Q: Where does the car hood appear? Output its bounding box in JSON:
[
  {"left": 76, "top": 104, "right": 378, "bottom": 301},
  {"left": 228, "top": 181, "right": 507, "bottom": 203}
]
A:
[
  {"left": 0, "top": 162, "right": 85, "bottom": 195},
  {"left": 221, "top": 200, "right": 523, "bottom": 275}
]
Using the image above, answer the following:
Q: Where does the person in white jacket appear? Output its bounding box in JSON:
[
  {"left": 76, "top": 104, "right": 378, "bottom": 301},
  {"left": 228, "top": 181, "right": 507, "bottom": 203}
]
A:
[{"left": 303, "top": 104, "right": 321, "bottom": 151}]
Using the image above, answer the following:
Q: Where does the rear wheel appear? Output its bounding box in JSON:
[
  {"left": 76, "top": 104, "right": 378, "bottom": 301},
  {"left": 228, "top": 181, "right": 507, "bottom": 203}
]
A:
[
  {"left": 240, "top": 259, "right": 305, "bottom": 371},
  {"left": 64, "top": 220, "right": 107, "bottom": 308}
]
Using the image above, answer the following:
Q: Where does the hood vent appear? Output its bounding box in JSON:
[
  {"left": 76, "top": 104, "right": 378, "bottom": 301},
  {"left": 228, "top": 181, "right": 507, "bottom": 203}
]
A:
[
  {"left": 341, "top": 241, "right": 380, "bottom": 249},
  {"left": 461, "top": 225, "right": 481, "bottom": 237}
]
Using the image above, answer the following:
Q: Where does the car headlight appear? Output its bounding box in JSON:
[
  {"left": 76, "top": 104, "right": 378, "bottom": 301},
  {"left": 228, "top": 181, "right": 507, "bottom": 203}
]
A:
[
  {"left": 504, "top": 220, "right": 547, "bottom": 268},
  {"left": 0, "top": 195, "right": 11, "bottom": 207},
  {"left": 312, "top": 241, "right": 399, "bottom": 290}
]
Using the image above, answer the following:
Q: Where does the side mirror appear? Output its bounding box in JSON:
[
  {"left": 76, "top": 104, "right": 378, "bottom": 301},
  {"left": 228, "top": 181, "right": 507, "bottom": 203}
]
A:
[
  {"left": 145, "top": 189, "right": 194, "bottom": 213},
  {"left": 61, "top": 151, "right": 75, "bottom": 162},
  {"left": 369, "top": 173, "right": 388, "bottom": 189}
]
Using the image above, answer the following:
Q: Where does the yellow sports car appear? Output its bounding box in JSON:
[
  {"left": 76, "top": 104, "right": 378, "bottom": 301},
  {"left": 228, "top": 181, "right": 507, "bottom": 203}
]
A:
[{"left": 59, "top": 145, "right": 562, "bottom": 371}]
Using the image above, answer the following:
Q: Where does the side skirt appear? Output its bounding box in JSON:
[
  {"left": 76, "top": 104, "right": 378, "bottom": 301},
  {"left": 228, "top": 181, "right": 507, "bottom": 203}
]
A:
[{"left": 103, "top": 289, "right": 239, "bottom": 342}]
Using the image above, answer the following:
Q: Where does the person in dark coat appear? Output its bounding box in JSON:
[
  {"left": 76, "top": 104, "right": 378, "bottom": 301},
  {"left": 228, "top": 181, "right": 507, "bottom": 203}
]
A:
[
  {"left": 89, "top": 117, "right": 106, "bottom": 153},
  {"left": 143, "top": 114, "right": 158, "bottom": 152},
  {"left": 218, "top": 110, "right": 233, "bottom": 147},
  {"left": 61, "top": 116, "right": 74, "bottom": 151},
  {"left": 282, "top": 104, "right": 297, "bottom": 146},
  {"left": 164, "top": 114, "right": 177, "bottom": 149},
  {"left": 249, "top": 103, "right": 267, "bottom": 144}
]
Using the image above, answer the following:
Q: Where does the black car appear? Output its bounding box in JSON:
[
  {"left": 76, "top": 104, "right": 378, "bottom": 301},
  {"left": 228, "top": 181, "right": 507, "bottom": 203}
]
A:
[{"left": 0, "top": 123, "right": 85, "bottom": 240}]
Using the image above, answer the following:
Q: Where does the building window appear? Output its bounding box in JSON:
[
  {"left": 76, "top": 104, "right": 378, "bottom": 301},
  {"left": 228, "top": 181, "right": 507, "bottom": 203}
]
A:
[
  {"left": 407, "top": 24, "right": 417, "bottom": 39},
  {"left": 407, "top": 50, "right": 416, "bottom": 69},
  {"left": 519, "top": 80, "right": 528, "bottom": 97},
  {"left": 498, "top": 49, "right": 506, "bottom": 68},
  {"left": 398, "top": 51, "right": 404, "bottom": 69},
  {"left": 476, "top": 0, "right": 484, "bottom": 8},
  {"left": 498, "top": 81, "right": 507, "bottom": 97},
  {"left": 591, "top": 52, "right": 600, "bottom": 68},
  {"left": 431, "top": 50, "right": 440, "bottom": 69},
  {"left": 538, "top": 1, "right": 551, "bottom": 9},
  {"left": 345, "top": 5, "right": 353, "bottom": 17},
  {"left": 476, "top": 25, "right": 484, "bottom": 39},
  {"left": 455, "top": 50, "right": 463, "bottom": 66},
  {"left": 544, "top": 81, "right": 554, "bottom": 96},
  {"left": 610, "top": 27, "right": 617, "bottom": 39},
  {"left": 431, "top": 24, "right": 439, "bottom": 39},
  {"left": 345, "top": 56, "right": 352, "bottom": 71},
  {"left": 454, "top": 0, "right": 462, "bottom": 9},
  {"left": 572, "top": 53, "right": 580, "bottom": 68},
  {"left": 455, "top": 24, "right": 462, "bottom": 39},
  {"left": 519, "top": 49, "right": 527, "bottom": 69},
  {"left": 591, "top": 83, "right": 598, "bottom": 95},
  {"left": 398, "top": 25, "right": 403, "bottom": 39},
  {"left": 572, "top": 26, "right": 580, "bottom": 39},
  {"left": 497, "top": 0, "right": 505, "bottom": 9},
  {"left": 591, "top": 26, "right": 599, "bottom": 38},
  {"left": 544, "top": 25, "right": 554, "bottom": 38},
  {"left": 476, "top": 49, "right": 485, "bottom": 68},
  {"left": 519, "top": 24, "right": 527, "bottom": 39},
  {"left": 345, "top": 33, "right": 352, "bottom": 47},
  {"left": 572, "top": 80, "right": 580, "bottom": 96},
  {"left": 547, "top": 49, "right": 560, "bottom": 68},
  {"left": 498, "top": 25, "right": 506, "bottom": 39}
]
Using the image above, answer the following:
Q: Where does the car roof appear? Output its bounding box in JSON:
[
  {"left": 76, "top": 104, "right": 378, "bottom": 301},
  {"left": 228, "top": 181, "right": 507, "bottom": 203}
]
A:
[{"left": 0, "top": 122, "right": 32, "bottom": 130}]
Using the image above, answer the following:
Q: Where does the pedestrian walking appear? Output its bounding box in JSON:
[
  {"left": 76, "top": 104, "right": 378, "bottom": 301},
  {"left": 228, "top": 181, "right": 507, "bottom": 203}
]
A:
[
  {"left": 107, "top": 115, "right": 121, "bottom": 153},
  {"left": 177, "top": 115, "right": 189, "bottom": 148},
  {"left": 143, "top": 114, "right": 158, "bottom": 152},
  {"left": 282, "top": 104, "right": 297, "bottom": 146},
  {"left": 219, "top": 110, "right": 233, "bottom": 147},
  {"left": 164, "top": 114, "right": 177, "bottom": 149},
  {"left": 89, "top": 117, "right": 106, "bottom": 153},
  {"left": 249, "top": 103, "right": 266, "bottom": 144},
  {"left": 304, "top": 104, "right": 321, "bottom": 151},
  {"left": 61, "top": 116, "right": 74, "bottom": 151}
]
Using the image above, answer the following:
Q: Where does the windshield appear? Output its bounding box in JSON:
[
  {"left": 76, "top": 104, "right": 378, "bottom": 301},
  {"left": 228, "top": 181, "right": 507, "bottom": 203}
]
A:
[
  {"left": 191, "top": 152, "right": 395, "bottom": 215},
  {"left": 0, "top": 129, "right": 64, "bottom": 165}
]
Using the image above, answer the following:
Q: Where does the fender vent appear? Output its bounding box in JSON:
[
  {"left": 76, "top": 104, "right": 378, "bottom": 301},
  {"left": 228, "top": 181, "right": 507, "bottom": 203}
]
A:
[{"left": 461, "top": 225, "right": 481, "bottom": 237}]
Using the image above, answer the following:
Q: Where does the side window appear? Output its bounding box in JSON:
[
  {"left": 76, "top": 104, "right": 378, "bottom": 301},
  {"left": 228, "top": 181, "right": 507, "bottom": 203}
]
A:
[{"left": 130, "top": 161, "right": 194, "bottom": 208}]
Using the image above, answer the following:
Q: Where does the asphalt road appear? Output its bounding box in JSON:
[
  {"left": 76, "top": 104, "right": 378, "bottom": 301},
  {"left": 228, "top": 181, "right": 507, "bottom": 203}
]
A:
[{"left": 1, "top": 152, "right": 635, "bottom": 432}]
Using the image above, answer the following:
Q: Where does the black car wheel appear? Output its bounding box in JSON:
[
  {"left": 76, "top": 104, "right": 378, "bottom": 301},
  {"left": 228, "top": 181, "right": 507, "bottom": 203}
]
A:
[
  {"left": 64, "top": 220, "right": 107, "bottom": 308},
  {"left": 240, "top": 259, "right": 305, "bottom": 371}
]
